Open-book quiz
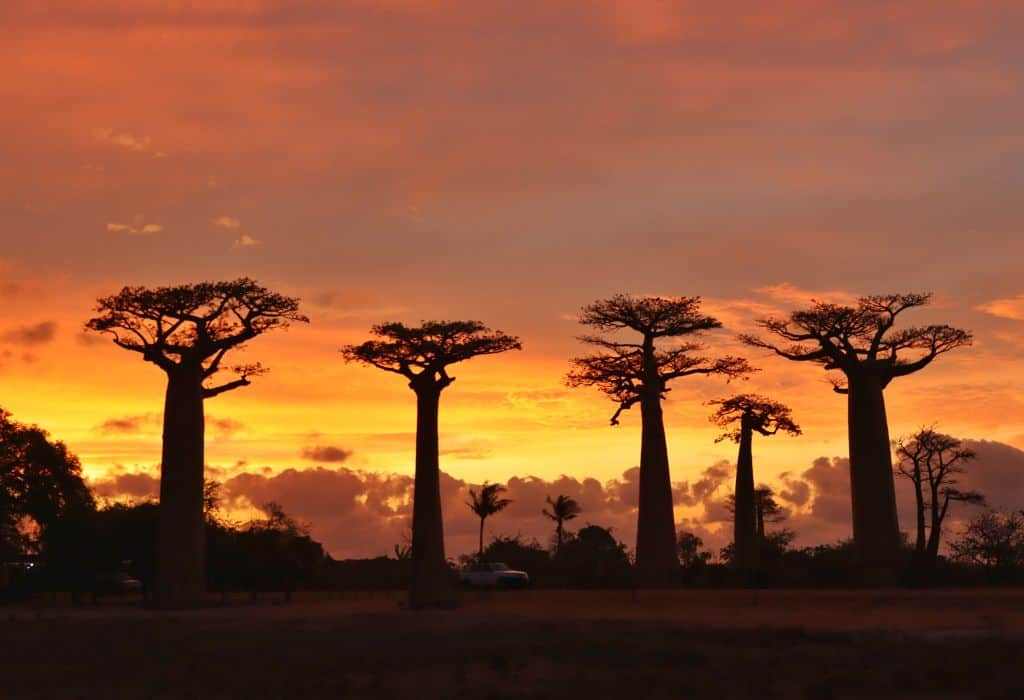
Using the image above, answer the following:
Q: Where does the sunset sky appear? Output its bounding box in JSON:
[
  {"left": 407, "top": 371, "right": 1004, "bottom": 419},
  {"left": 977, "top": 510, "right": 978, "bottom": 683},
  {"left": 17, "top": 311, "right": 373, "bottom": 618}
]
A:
[{"left": 3, "top": 1, "right": 1024, "bottom": 558}]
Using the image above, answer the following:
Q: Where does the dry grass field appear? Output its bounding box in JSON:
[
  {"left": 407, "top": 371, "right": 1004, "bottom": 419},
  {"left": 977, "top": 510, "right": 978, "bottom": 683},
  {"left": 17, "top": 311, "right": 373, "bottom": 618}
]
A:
[{"left": 3, "top": 589, "right": 1023, "bottom": 698}]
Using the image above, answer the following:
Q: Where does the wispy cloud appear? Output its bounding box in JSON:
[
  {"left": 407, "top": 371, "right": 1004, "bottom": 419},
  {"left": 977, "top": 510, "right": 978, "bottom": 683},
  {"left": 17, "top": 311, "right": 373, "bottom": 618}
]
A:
[{"left": 977, "top": 295, "right": 1024, "bottom": 321}]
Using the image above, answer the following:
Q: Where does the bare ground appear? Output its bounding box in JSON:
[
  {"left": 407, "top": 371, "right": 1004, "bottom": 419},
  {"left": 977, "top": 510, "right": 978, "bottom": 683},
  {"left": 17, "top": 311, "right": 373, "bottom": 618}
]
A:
[{"left": 2, "top": 589, "right": 1023, "bottom": 699}]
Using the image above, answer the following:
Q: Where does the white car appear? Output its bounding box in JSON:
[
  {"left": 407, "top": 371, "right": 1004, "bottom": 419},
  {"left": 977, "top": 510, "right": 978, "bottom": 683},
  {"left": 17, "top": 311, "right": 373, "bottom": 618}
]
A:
[{"left": 458, "top": 562, "right": 530, "bottom": 589}]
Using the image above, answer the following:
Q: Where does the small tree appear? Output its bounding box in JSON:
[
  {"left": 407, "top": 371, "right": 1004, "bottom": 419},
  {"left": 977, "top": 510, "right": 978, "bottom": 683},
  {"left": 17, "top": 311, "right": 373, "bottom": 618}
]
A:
[
  {"left": 86, "top": 279, "right": 307, "bottom": 608},
  {"left": 709, "top": 394, "right": 800, "bottom": 569},
  {"left": 949, "top": 511, "right": 1024, "bottom": 573},
  {"left": 343, "top": 320, "right": 520, "bottom": 608},
  {"left": 741, "top": 293, "right": 971, "bottom": 566},
  {"left": 677, "top": 531, "right": 711, "bottom": 570},
  {"left": 542, "top": 495, "right": 582, "bottom": 551},
  {"left": 467, "top": 483, "right": 512, "bottom": 558},
  {"left": 895, "top": 429, "right": 985, "bottom": 563},
  {"left": 567, "top": 295, "right": 752, "bottom": 586}
]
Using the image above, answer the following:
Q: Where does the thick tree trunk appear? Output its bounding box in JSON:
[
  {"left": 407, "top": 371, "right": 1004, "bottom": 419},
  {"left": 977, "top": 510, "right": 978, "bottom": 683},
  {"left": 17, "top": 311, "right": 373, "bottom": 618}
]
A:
[
  {"left": 635, "top": 388, "right": 678, "bottom": 587},
  {"left": 846, "top": 374, "right": 901, "bottom": 568},
  {"left": 733, "top": 421, "right": 757, "bottom": 569},
  {"left": 409, "top": 386, "right": 455, "bottom": 608},
  {"left": 155, "top": 364, "right": 206, "bottom": 609}
]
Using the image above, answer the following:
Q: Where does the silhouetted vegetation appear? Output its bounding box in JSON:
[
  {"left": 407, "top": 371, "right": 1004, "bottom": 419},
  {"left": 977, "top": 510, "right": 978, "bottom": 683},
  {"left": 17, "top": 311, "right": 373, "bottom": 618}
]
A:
[
  {"left": 467, "top": 483, "right": 512, "bottom": 558},
  {"left": 895, "top": 428, "right": 985, "bottom": 568},
  {"left": 709, "top": 394, "right": 800, "bottom": 570},
  {"left": 0, "top": 409, "right": 93, "bottom": 561},
  {"left": 567, "top": 295, "right": 752, "bottom": 587},
  {"left": 343, "top": 320, "right": 521, "bottom": 608},
  {"left": 85, "top": 279, "right": 308, "bottom": 608},
  {"left": 742, "top": 293, "right": 972, "bottom": 570},
  {"left": 543, "top": 494, "right": 582, "bottom": 551}
]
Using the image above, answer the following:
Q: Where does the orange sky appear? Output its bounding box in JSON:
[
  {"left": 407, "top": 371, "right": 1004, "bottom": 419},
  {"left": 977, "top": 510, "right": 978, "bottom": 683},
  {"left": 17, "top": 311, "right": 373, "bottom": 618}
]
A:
[{"left": 3, "top": 1, "right": 1024, "bottom": 557}]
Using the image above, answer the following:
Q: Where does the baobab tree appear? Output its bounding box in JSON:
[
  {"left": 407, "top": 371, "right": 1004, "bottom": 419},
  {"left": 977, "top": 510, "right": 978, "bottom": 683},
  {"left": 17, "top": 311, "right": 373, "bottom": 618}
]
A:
[
  {"left": 342, "top": 320, "right": 521, "bottom": 608},
  {"left": 895, "top": 428, "right": 985, "bottom": 564},
  {"left": 709, "top": 394, "right": 801, "bottom": 569},
  {"left": 467, "top": 483, "right": 512, "bottom": 558},
  {"left": 543, "top": 494, "right": 582, "bottom": 551},
  {"left": 741, "top": 294, "right": 971, "bottom": 567},
  {"left": 567, "top": 295, "right": 752, "bottom": 586},
  {"left": 86, "top": 279, "right": 307, "bottom": 608}
]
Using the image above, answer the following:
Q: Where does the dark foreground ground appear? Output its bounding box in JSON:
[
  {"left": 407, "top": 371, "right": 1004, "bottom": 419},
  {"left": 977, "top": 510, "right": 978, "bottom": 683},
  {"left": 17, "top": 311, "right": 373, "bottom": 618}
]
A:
[{"left": 2, "top": 589, "right": 1023, "bottom": 699}]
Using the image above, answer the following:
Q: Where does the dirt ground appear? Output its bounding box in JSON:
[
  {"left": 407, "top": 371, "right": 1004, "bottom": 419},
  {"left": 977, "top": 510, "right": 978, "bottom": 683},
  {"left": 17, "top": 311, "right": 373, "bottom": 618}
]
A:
[{"left": 3, "top": 589, "right": 1023, "bottom": 698}]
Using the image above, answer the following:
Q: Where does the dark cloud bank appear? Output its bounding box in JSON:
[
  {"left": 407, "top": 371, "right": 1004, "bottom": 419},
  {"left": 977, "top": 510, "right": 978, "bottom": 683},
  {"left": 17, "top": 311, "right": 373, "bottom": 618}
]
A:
[{"left": 88, "top": 439, "right": 1024, "bottom": 560}]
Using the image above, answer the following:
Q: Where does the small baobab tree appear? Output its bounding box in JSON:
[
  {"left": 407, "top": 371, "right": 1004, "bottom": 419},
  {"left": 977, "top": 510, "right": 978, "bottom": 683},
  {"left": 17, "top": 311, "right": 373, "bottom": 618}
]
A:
[
  {"left": 467, "top": 483, "right": 512, "bottom": 559},
  {"left": 86, "top": 279, "right": 307, "bottom": 608},
  {"left": 543, "top": 494, "right": 582, "bottom": 551},
  {"left": 895, "top": 428, "right": 985, "bottom": 564},
  {"left": 709, "top": 394, "right": 801, "bottom": 569},
  {"left": 741, "top": 293, "right": 972, "bottom": 567},
  {"left": 342, "top": 320, "right": 521, "bottom": 608},
  {"left": 567, "top": 295, "right": 752, "bottom": 586}
]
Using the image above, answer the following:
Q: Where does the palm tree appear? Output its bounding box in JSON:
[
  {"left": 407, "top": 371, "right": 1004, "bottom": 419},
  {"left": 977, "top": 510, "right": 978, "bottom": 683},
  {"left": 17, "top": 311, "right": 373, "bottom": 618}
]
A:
[
  {"left": 543, "top": 495, "right": 582, "bottom": 550},
  {"left": 467, "top": 483, "right": 512, "bottom": 558}
]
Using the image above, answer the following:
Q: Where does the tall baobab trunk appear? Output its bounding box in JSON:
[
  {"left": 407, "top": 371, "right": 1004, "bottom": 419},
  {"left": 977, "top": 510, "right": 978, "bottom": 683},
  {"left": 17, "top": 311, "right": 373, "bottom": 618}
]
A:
[
  {"left": 846, "top": 374, "right": 901, "bottom": 567},
  {"left": 410, "top": 386, "right": 454, "bottom": 608},
  {"left": 155, "top": 363, "right": 206, "bottom": 608},
  {"left": 733, "top": 418, "right": 756, "bottom": 569},
  {"left": 635, "top": 341, "right": 678, "bottom": 586}
]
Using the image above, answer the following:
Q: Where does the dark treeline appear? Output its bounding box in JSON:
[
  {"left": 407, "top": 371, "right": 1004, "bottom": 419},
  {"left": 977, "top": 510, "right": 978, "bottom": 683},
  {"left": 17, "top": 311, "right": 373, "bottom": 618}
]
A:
[{"left": 6, "top": 279, "right": 1024, "bottom": 610}]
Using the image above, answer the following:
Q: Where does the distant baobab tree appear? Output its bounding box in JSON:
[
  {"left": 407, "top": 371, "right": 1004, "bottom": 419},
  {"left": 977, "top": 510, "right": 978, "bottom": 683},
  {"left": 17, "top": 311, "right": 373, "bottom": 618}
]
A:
[
  {"left": 895, "top": 428, "right": 985, "bottom": 564},
  {"left": 86, "top": 279, "right": 307, "bottom": 608},
  {"left": 709, "top": 394, "right": 801, "bottom": 569},
  {"left": 342, "top": 320, "right": 521, "bottom": 608},
  {"left": 467, "top": 483, "right": 512, "bottom": 559},
  {"left": 742, "top": 293, "right": 972, "bottom": 568},
  {"left": 567, "top": 295, "right": 752, "bottom": 587},
  {"left": 543, "top": 494, "right": 582, "bottom": 551}
]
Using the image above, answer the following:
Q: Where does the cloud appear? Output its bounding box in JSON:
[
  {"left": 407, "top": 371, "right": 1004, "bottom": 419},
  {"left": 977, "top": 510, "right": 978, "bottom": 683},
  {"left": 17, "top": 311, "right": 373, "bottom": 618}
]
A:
[
  {"left": 213, "top": 216, "right": 241, "bottom": 229},
  {"left": 90, "top": 470, "right": 160, "bottom": 500},
  {"left": 106, "top": 222, "right": 162, "bottom": 235},
  {"left": 1, "top": 321, "right": 57, "bottom": 346},
  {"left": 300, "top": 445, "right": 353, "bottom": 463},
  {"left": 753, "top": 283, "right": 859, "bottom": 306},
  {"left": 977, "top": 295, "right": 1024, "bottom": 321},
  {"left": 98, "top": 413, "right": 159, "bottom": 434},
  {"left": 92, "top": 126, "right": 165, "bottom": 157},
  {"left": 233, "top": 233, "right": 260, "bottom": 247}
]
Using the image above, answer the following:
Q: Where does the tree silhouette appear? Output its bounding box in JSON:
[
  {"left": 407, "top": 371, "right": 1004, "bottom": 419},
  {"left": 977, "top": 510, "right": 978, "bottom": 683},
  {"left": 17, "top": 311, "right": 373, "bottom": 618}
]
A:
[
  {"left": 0, "top": 409, "right": 93, "bottom": 559},
  {"left": 895, "top": 429, "right": 985, "bottom": 564},
  {"left": 567, "top": 295, "right": 752, "bottom": 586},
  {"left": 342, "top": 320, "right": 521, "bottom": 608},
  {"left": 542, "top": 495, "right": 582, "bottom": 551},
  {"left": 741, "top": 293, "right": 972, "bottom": 567},
  {"left": 467, "top": 483, "right": 512, "bottom": 558},
  {"left": 949, "top": 510, "right": 1024, "bottom": 573},
  {"left": 709, "top": 394, "right": 800, "bottom": 569},
  {"left": 85, "top": 279, "right": 307, "bottom": 608}
]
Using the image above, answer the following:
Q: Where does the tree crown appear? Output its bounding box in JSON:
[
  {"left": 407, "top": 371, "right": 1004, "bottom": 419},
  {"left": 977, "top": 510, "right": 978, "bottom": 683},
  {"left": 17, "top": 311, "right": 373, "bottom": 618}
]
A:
[
  {"left": 85, "top": 278, "right": 307, "bottom": 397},
  {"left": 467, "top": 483, "right": 513, "bottom": 519},
  {"left": 708, "top": 393, "right": 802, "bottom": 443},
  {"left": 740, "top": 293, "right": 972, "bottom": 391},
  {"left": 341, "top": 320, "right": 521, "bottom": 391},
  {"left": 543, "top": 494, "right": 582, "bottom": 523},
  {"left": 894, "top": 428, "right": 984, "bottom": 507},
  {"left": 567, "top": 295, "right": 753, "bottom": 424}
]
